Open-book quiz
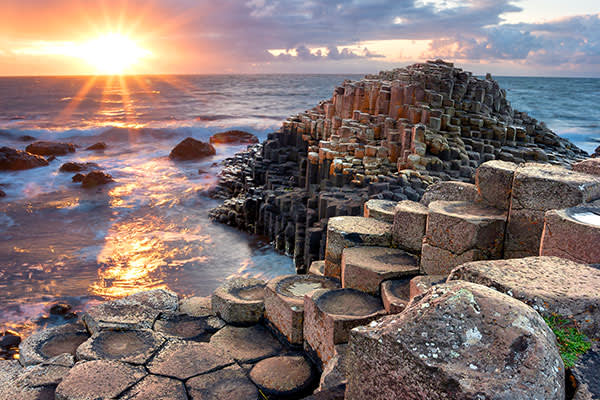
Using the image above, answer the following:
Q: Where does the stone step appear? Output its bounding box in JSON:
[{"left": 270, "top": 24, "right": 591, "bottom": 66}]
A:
[
  {"left": 211, "top": 277, "right": 266, "bottom": 325},
  {"left": 475, "top": 160, "right": 517, "bottom": 210},
  {"left": 363, "top": 199, "right": 397, "bottom": 223},
  {"left": 448, "top": 256, "right": 600, "bottom": 339},
  {"left": 392, "top": 200, "right": 429, "bottom": 254},
  {"left": 420, "top": 181, "right": 478, "bottom": 206},
  {"left": 264, "top": 274, "right": 340, "bottom": 345},
  {"left": 540, "top": 205, "right": 600, "bottom": 264},
  {"left": 325, "top": 216, "right": 392, "bottom": 279},
  {"left": 304, "top": 288, "right": 386, "bottom": 366},
  {"left": 422, "top": 200, "right": 507, "bottom": 275},
  {"left": 341, "top": 246, "right": 419, "bottom": 295}
]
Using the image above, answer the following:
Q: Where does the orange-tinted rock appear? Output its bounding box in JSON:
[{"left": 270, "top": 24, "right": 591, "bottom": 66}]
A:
[
  {"left": 26, "top": 141, "right": 75, "bottom": 156},
  {"left": 0, "top": 146, "right": 48, "bottom": 170},
  {"left": 169, "top": 137, "right": 216, "bottom": 160},
  {"left": 250, "top": 356, "right": 315, "bottom": 398},
  {"left": 209, "top": 130, "right": 258, "bottom": 145}
]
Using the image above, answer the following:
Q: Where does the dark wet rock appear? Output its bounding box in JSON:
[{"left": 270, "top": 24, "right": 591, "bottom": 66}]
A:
[
  {"left": 0, "top": 146, "right": 48, "bottom": 170},
  {"left": 147, "top": 339, "right": 235, "bottom": 380},
  {"left": 249, "top": 355, "right": 316, "bottom": 398},
  {"left": 49, "top": 303, "right": 72, "bottom": 315},
  {"left": 18, "top": 322, "right": 89, "bottom": 366},
  {"left": 211, "top": 277, "right": 266, "bottom": 325},
  {"left": 0, "top": 189, "right": 5, "bottom": 197},
  {"left": 82, "top": 289, "right": 177, "bottom": 334},
  {"left": 85, "top": 142, "right": 107, "bottom": 151},
  {"left": 20, "top": 135, "right": 37, "bottom": 142},
  {"left": 303, "top": 384, "right": 346, "bottom": 400},
  {"left": 209, "top": 324, "right": 282, "bottom": 363},
  {"left": 71, "top": 173, "right": 84, "bottom": 182},
  {"left": 571, "top": 342, "right": 600, "bottom": 400},
  {"left": 121, "top": 375, "right": 187, "bottom": 400},
  {"left": 593, "top": 145, "right": 600, "bottom": 158},
  {"left": 55, "top": 360, "right": 146, "bottom": 400},
  {"left": 346, "top": 281, "right": 565, "bottom": 400},
  {"left": 0, "top": 331, "right": 21, "bottom": 348},
  {"left": 209, "top": 130, "right": 259, "bottom": 145},
  {"left": 76, "top": 329, "right": 165, "bottom": 364},
  {"left": 26, "top": 141, "right": 75, "bottom": 156},
  {"left": 59, "top": 162, "right": 100, "bottom": 173},
  {"left": 153, "top": 312, "right": 215, "bottom": 341},
  {"left": 81, "top": 171, "right": 114, "bottom": 188},
  {"left": 169, "top": 137, "right": 216, "bottom": 160},
  {"left": 186, "top": 364, "right": 259, "bottom": 400},
  {"left": 448, "top": 256, "right": 600, "bottom": 339}
]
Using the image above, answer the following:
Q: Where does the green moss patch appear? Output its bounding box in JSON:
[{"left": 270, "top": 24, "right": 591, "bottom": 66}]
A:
[{"left": 544, "top": 313, "right": 591, "bottom": 368}]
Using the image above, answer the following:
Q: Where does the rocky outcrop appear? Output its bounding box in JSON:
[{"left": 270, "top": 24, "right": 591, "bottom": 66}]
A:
[
  {"left": 209, "top": 130, "right": 259, "bottom": 145},
  {"left": 59, "top": 162, "right": 100, "bottom": 173},
  {"left": 0, "top": 146, "right": 48, "bottom": 170},
  {"left": 85, "top": 142, "right": 107, "bottom": 151},
  {"left": 26, "top": 141, "right": 75, "bottom": 156},
  {"left": 169, "top": 137, "right": 216, "bottom": 160},
  {"left": 81, "top": 171, "right": 114, "bottom": 188},
  {"left": 209, "top": 61, "right": 587, "bottom": 271},
  {"left": 346, "top": 281, "right": 565, "bottom": 400}
]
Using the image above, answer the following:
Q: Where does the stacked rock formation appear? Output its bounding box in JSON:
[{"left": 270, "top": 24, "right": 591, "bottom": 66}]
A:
[{"left": 210, "top": 60, "right": 588, "bottom": 272}]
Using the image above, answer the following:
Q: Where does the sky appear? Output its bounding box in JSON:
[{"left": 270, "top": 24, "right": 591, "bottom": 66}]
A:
[{"left": 0, "top": 0, "right": 598, "bottom": 76}]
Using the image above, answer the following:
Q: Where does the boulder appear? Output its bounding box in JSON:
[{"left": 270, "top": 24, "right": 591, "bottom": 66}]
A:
[
  {"left": 186, "top": 365, "right": 258, "bottom": 399},
  {"left": 448, "top": 256, "right": 600, "bottom": 339},
  {"left": 249, "top": 356, "right": 315, "bottom": 398},
  {"left": 0, "top": 146, "right": 48, "bottom": 170},
  {"left": 81, "top": 171, "right": 114, "bottom": 187},
  {"left": 59, "top": 162, "right": 99, "bottom": 173},
  {"left": 593, "top": 145, "right": 600, "bottom": 158},
  {"left": 392, "top": 200, "right": 428, "bottom": 253},
  {"left": 541, "top": 206, "right": 600, "bottom": 264},
  {"left": 0, "top": 189, "right": 5, "bottom": 197},
  {"left": 211, "top": 277, "right": 266, "bottom": 325},
  {"left": 85, "top": 142, "right": 107, "bottom": 151},
  {"left": 26, "top": 141, "right": 75, "bottom": 156},
  {"left": 209, "top": 130, "right": 259, "bottom": 145},
  {"left": 346, "top": 281, "right": 565, "bottom": 400},
  {"left": 169, "top": 137, "right": 216, "bottom": 160},
  {"left": 420, "top": 181, "right": 478, "bottom": 206},
  {"left": 341, "top": 246, "right": 419, "bottom": 295},
  {"left": 572, "top": 158, "right": 600, "bottom": 176},
  {"left": 55, "top": 360, "right": 146, "bottom": 400}
]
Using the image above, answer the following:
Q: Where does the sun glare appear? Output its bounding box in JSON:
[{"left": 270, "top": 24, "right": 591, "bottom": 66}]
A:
[{"left": 80, "top": 34, "right": 151, "bottom": 75}]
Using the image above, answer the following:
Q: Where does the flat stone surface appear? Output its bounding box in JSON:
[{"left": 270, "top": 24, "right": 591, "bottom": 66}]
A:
[
  {"left": 153, "top": 312, "right": 214, "bottom": 340},
  {"left": 346, "top": 281, "right": 565, "bottom": 400},
  {"left": 380, "top": 278, "right": 411, "bottom": 314},
  {"left": 179, "top": 296, "right": 213, "bottom": 317},
  {"left": 209, "top": 324, "right": 282, "bottom": 363},
  {"left": 265, "top": 274, "right": 340, "bottom": 345},
  {"left": 420, "top": 181, "right": 478, "bottom": 206},
  {"left": 120, "top": 375, "right": 187, "bottom": 400},
  {"left": 186, "top": 365, "right": 258, "bottom": 400},
  {"left": 448, "top": 256, "right": 600, "bottom": 339},
  {"left": 76, "top": 330, "right": 165, "bottom": 364},
  {"left": 19, "top": 322, "right": 89, "bottom": 366},
  {"left": 475, "top": 160, "right": 518, "bottom": 210},
  {"left": 341, "top": 246, "right": 419, "bottom": 295},
  {"left": 363, "top": 199, "right": 397, "bottom": 223},
  {"left": 249, "top": 356, "right": 315, "bottom": 398},
  {"left": 124, "top": 289, "right": 179, "bottom": 311},
  {"left": 541, "top": 206, "right": 600, "bottom": 264},
  {"left": 572, "top": 158, "right": 600, "bottom": 176},
  {"left": 55, "top": 360, "right": 146, "bottom": 400},
  {"left": 13, "top": 354, "right": 74, "bottom": 390},
  {"left": 325, "top": 216, "right": 392, "bottom": 279},
  {"left": 392, "top": 200, "right": 428, "bottom": 253},
  {"left": 211, "top": 277, "right": 266, "bottom": 325},
  {"left": 147, "top": 339, "right": 235, "bottom": 380}
]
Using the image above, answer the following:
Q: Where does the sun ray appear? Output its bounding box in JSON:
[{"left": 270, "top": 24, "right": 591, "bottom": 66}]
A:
[{"left": 56, "top": 76, "right": 98, "bottom": 123}]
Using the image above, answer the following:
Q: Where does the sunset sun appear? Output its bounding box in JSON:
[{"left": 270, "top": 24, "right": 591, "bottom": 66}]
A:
[{"left": 80, "top": 34, "right": 151, "bottom": 75}]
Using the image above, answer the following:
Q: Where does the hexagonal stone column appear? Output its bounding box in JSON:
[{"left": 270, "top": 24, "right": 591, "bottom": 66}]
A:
[
  {"left": 448, "top": 256, "right": 600, "bottom": 339},
  {"left": 540, "top": 206, "right": 600, "bottom": 264},
  {"left": 264, "top": 275, "right": 340, "bottom": 345},
  {"left": 380, "top": 279, "right": 411, "bottom": 314},
  {"left": 153, "top": 312, "right": 218, "bottom": 341},
  {"left": 421, "top": 201, "right": 507, "bottom": 275},
  {"left": 363, "top": 199, "right": 397, "bottom": 223},
  {"left": 420, "top": 181, "right": 478, "bottom": 206},
  {"left": 345, "top": 281, "right": 565, "bottom": 400},
  {"left": 211, "top": 277, "right": 266, "bottom": 325},
  {"left": 308, "top": 260, "right": 325, "bottom": 276},
  {"left": 304, "top": 288, "right": 386, "bottom": 365},
  {"left": 55, "top": 360, "right": 147, "bottom": 400},
  {"left": 19, "top": 322, "right": 89, "bottom": 366},
  {"left": 341, "top": 247, "right": 419, "bottom": 295},
  {"left": 121, "top": 375, "right": 187, "bottom": 400},
  {"left": 325, "top": 216, "right": 392, "bottom": 279},
  {"left": 392, "top": 200, "right": 428, "bottom": 253},
  {"left": 186, "top": 365, "right": 258, "bottom": 399},
  {"left": 249, "top": 356, "right": 316, "bottom": 398},
  {"left": 76, "top": 330, "right": 165, "bottom": 364},
  {"left": 505, "top": 163, "right": 600, "bottom": 258},
  {"left": 209, "top": 325, "right": 282, "bottom": 363},
  {"left": 475, "top": 160, "right": 517, "bottom": 210}
]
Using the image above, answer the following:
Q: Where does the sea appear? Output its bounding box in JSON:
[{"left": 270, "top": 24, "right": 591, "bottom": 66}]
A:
[{"left": 0, "top": 74, "right": 599, "bottom": 353}]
